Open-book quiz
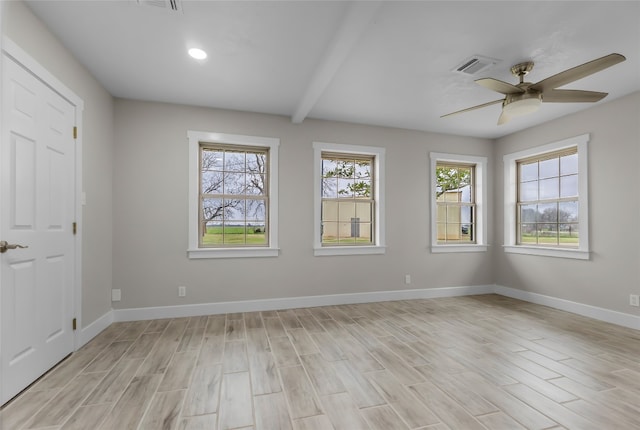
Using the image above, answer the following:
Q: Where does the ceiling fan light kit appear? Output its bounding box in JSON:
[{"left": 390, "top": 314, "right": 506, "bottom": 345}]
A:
[
  {"left": 502, "top": 93, "right": 542, "bottom": 117},
  {"left": 442, "top": 53, "right": 626, "bottom": 125}
]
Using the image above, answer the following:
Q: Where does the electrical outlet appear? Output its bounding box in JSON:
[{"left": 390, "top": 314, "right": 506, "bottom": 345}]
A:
[
  {"left": 630, "top": 294, "right": 639, "bottom": 307},
  {"left": 111, "top": 289, "right": 121, "bottom": 302},
  {"left": 178, "top": 286, "right": 186, "bottom": 297},
  {"left": 404, "top": 274, "right": 411, "bottom": 285}
]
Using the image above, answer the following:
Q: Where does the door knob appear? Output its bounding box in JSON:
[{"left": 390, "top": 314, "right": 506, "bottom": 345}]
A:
[{"left": 0, "top": 240, "right": 28, "bottom": 253}]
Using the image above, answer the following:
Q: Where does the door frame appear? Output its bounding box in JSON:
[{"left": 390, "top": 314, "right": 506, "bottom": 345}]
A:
[{"left": 1, "top": 36, "right": 84, "bottom": 354}]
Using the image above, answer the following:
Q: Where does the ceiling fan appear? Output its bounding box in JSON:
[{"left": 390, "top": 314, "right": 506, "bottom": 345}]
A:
[{"left": 442, "top": 53, "right": 626, "bottom": 125}]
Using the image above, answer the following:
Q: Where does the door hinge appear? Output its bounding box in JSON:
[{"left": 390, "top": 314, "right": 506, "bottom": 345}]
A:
[
  {"left": 72, "top": 318, "right": 77, "bottom": 330},
  {"left": 73, "top": 126, "right": 78, "bottom": 139},
  {"left": 73, "top": 222, "right": 77, "bottom": 235}
]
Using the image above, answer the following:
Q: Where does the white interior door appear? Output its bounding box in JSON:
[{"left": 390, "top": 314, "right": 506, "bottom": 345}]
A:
[{"left": 1, "top": 54, "right": 77, "bottom": 405}]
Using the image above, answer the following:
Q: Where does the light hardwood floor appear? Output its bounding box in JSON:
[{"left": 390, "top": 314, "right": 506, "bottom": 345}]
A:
[{"left": 2, "top": 294, "right": 640, "bottom": 429}]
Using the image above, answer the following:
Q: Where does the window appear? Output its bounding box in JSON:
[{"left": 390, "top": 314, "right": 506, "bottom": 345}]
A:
[
  {"left": 504, "top": 134, "right": 589, "bottom": 259},
  {"left": 188, "top": 131, "right": 279, "bottom": 259},
  {"left": 200, "top": 145, "right": 269, "bottom": 247},
  {"left": 430, "top": 153, "right": 487, "bottom": 253},
  {"left": 313, "top": 142, "right": 385, "bottom": 256}
]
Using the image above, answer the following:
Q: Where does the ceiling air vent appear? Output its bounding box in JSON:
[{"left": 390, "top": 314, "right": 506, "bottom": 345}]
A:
[
  {"left": 137, "top": 0, "right": 182, "bottom": 13},
  {"left": 453, "top": 55, "right": 500, "bottom": 75}
]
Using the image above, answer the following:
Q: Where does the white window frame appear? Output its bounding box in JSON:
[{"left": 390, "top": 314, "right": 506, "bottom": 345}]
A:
[
  {"left": 503, "top": 133, "right": 589, "bottom": 260},
  {"left": 313, "top": 142, "right": 386, "bottom": 256},
  {"left": 430, "top": 153, "right": 488, "bottom": 253},
  {"left": 187, "top": 130, "right": 279, "bottom": 259}
]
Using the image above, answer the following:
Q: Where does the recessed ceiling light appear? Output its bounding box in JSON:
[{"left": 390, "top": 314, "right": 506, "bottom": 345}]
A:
[{"left": 188, "top": 48, "right": 207, "bottom": 60}]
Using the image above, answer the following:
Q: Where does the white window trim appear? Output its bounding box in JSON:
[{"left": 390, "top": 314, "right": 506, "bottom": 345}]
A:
[
  {"left": 313, "top": 142, "right": 386, "bottom": 256},
  {"left": 503, "top": 133, "right": 589, "bottom": 260},
  {"left": 430, "top": 153, "right": 488, "bottom": 253},
  {"left": 187, "top": 130, "right": 279, "bottom": 259}
]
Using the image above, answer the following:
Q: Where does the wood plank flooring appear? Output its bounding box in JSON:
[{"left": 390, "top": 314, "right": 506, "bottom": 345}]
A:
[{"left": 2, "top": 294, "right": 640, "bottom": 429}]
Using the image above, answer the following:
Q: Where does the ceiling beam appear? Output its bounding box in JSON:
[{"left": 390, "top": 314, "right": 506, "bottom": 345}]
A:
[{"left": 291, "top": 1, "right": 382, "bottom": 124}]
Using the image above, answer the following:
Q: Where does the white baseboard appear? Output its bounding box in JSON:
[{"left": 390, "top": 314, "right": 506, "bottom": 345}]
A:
[
  {"left": 112, "top": 284, "right": 494, "bottom": 322},
  {"left": 76, "top": 310, "right": 113, "bottom": 349},
  {"left": 75, "top": 284, "right": 637, "bottom": 349},
  {"left": 494, "top": 285, "right": 640, "bottom": 331}
]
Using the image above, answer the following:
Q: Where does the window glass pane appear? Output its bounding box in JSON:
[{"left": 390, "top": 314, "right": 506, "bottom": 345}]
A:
[
  {"left": 353, "top": 179, "right": 371, "bottom": 198},
  {"left": 459, "top": 185, "right": 472, "bottom": 203},
  {"left": 337, "top": 178, "right": 354, "bottom": 198},
  {"left": 520, "top": 224, "right": 537, "bottom": 244},
  {"left": 560, "top": 153, "right": 578, "bottom": 175},
  {"left": 538, "top": 223, "right": 558, "bottom": 245},
  {"left": 338, "top": 201, "right": 356, "bottom": 222},
  {"left": 520, "top": 162, "right": 538, "bottom": 182},
  {"left": 322, "top": 159, "right": 337, "bottom": 177},
  {"left": 539, "top": 177, "right": 559, "bottom": 200},
  {"left": 355, "top": 202, "right": 372, "bottom": 222},
  {"left": 460, "top": 224, "right": 472, "bottom": 241},
  {"left": 225, "top": 200, "right": 245, "bottom": 221},
  {"left": 223, "top": 222, "right": 246, "bottom": 244},
  {"left": 225, "top": 173, "right": 245, "bottom": 194},
  {"left": 201, "top": 171, "right": 223, "bottom": 194},
  {"left": 460, "top": 206, "right": 473, "bottom": 224},
  {"left": 539, "top": 157, "right": 559, "bottom": 179},
  {"left": 246, "top": 153, "right": 266, "bottom": 173},
  {"left": 339, "top": 160, "right": 355, "bottom": 178},
  {"left": 357, "top": 222, "right": 372, "bottom": 243},
  {"left": 246, "top": 199, "right": 266, "bottom": 221},
  {"left": 521, "top": 204, "right": 537, "bottom": 223},
  {"left": 202, "top": 149, "right": 223, "bottom": 171},
  {"left": 560, "top": 174, "right": 578, "bottom": 198},
  {"left": 537, "top": 202, "right": 557, "bottom": 222},
  {"left": 202, "top": 198, "right": 224, "bottom": 223},
  {"left": 559, "top": 201, "right": 578, "bottom": 222},
  {"left": 322, "top": 178, "right": 338, "bottom": 198},
  {"left": 446, "top": 205, "right": 461, "bottom": 223},
  {"left": 246, "top": 173, "right": 265, "bottom": 195},
  {"left": 247, "top": 223, "right": 266, "bottom": 245},
  {"left": 355, "top": 161, "right": 371, "bottom": 179},
  {"left": 559, "top": 223, "right": 579, "bottom": 245},
  {"left": 203, "top": 220, "right": 223, "bottom": 245},
  {"left": 322, "top": 222, "right": 338, "bottom": 243},
  {"left": 225, "top": 151, "right": 245, "bottom": 172},
  {"left": 520, "top": 181, "right": 538, "bottom": 201},
  {"left": 322, "top": 201, "right": 338, "bottom": 222}
]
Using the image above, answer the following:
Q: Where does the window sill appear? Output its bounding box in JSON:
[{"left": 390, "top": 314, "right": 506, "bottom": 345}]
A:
[
  {"left": 503, "top": 245, "right": 589, "bottom": 260},
  {"left": 431, "top": 244, "right": 487, "bottom": 253},
  {"left": 314, "top": 245, "right": 386, "bottom": 257},
  {"left": 187, "top": 247, "right": 280, "bottom": 259}
]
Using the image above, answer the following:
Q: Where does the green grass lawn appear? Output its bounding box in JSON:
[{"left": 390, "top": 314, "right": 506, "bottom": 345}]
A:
[
  {"left": 521, "top": 232, "right": 579, "bottom": 245},
  {"left": 202, "top": 226, "right": 266, "bottom": 245}
]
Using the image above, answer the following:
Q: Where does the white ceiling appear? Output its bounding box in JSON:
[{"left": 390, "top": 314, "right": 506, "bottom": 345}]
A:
[{"left": 24, "top": 1, "right": 640, "bottom": 139}]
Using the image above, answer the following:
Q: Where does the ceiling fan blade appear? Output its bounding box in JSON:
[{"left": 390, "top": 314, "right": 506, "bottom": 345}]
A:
[
  {"left": 542, "top": 89, "right": 608, "bottom": 103},
  {"left": 497, "top": 111, "right": 510, "bottom": 125},
  {"left": 441, "top": 99, "right": 504, "bottom": 118},
  {"left": 476, "top": 78, "right": 524, "bottom": 95},
  {"left": 530, "top": 53, "right": 626, "bottom": 92}
]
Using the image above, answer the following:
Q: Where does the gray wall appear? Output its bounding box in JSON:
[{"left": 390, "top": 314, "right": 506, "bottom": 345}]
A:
[
  {"left": 493, "top": 91, "right": 640, "bottom": 316},
  {"left": 113, "top": 99, "right": 494, "bottom": 309},
  {"left": 3, "top": 1, "right": 115, "bottom": 327}
]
